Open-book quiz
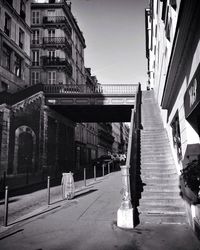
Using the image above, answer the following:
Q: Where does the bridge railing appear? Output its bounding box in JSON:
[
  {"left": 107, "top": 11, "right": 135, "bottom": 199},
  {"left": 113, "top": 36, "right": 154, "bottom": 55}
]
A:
[
  {"left": 43, "top": 83, "right": 138, "bottom": 95},
  {"left": 0, "top": 83, "right": 137, "bottom": 106}
]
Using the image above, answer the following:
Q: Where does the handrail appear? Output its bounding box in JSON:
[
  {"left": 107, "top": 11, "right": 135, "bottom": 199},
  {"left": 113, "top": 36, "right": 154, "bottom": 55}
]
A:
[
  {"left": 0, "top": 83, "right": 138, "bottom": 105},
  {"left": 125, "top": 82, "right": 141, "bottom": 167}
]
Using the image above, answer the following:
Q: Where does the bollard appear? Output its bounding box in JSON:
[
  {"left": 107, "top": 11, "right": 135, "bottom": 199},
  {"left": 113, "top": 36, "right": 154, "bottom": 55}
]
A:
[
  {"left": 3, "top": 186, "right": 9, "bottom": 227},
  {"left": 84, "top": 168, "right": 86, "bottom": 186},
  {"left": 102, "top": 164, "right": 105, "bottom": 176},
  {"left": 108, "top": 162, "right": 110, "bottom": 174},
  {"left": 94, "top": 165, "right": 96, "bottom": 181},
  {"left": 47, "top": 176, "right": 50, "bottom": 205},
  {"left": 117, "top": 165, "right": 133, "bottom": 229}
]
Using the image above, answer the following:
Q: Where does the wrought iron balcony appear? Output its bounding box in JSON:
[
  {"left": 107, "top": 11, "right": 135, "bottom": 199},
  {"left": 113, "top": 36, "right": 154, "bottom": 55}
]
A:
[
  {"left": 43, "top": 37, "right": 72, "bottom": 56},
  {"left": 43, "top": 16, "right": 72, "bottom": 36},
  {"left": 31, "top": 39, "right": 40, "bottom": 45},
  {"left": 42, "top": 56, "right": 72, "bottom": 76}
]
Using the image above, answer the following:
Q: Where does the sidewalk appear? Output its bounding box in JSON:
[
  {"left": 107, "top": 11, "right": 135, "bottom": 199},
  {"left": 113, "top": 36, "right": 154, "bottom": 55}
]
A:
[{"left": 0, "top": 171, "right": 200, "bottom": 250}]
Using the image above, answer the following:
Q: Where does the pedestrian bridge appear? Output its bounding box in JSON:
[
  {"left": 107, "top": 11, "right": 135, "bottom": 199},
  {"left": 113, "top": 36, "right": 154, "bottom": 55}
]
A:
[{"left": 43, "top": 83, "right": 137, "bottom": 122}]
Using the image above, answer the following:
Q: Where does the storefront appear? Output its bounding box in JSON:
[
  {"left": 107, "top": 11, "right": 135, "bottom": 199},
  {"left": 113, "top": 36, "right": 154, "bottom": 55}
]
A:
[{"left": 184, "top": 63, "right": 200, "bottom": 136}]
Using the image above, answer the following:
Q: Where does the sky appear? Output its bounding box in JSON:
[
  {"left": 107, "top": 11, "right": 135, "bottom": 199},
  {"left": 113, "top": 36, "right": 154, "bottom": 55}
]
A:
[{"left": 71, "top": 0, "right": 149, "bottom": 87}]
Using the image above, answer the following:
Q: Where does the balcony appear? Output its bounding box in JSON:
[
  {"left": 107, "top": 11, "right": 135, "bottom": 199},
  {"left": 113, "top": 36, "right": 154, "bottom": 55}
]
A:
[
  {"left": 42, "top": 56, "right": 72, "bottom": 76},
  {"left": 43, "top": 16, "right": 72, "bottom": 37},
  {"left": 31, "top": 39, "right": 40, "bottom": 45},
  {"left": 43, "top": 37, "right": 72, "bottom": 56}
]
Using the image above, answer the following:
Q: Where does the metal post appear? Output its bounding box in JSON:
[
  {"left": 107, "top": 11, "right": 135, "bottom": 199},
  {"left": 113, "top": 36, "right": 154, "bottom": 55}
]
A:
[
  {"left": 84, "top": 168, "right": 86, "bottom": 186},
  {"left": 3, "top": 171, "right": 6, "bottom": 191},
  {"left": 3, "top": 186, "right": 8, "bottom": 227},
  {"left": 47, "top": 176, "right": 50, "bottom": 205},
  {"left": 94, "top": 165, "right": 96, "bottom": 181},
  {"left": 102, "top": 164, "right": 105, "bottom": 176},
  {"left": 108, "top": 162, "right": 110, "bottom": 174}
]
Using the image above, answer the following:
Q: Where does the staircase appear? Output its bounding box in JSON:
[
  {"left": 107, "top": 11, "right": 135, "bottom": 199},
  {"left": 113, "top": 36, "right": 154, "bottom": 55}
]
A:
[{"left": 139, "top": 90, "right": 187, "bottom": 224}]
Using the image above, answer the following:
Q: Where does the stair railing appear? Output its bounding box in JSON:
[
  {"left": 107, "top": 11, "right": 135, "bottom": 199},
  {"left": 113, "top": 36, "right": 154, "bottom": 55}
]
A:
[{"left": 117, "top": 82, "right": 141, "bottom": 228}]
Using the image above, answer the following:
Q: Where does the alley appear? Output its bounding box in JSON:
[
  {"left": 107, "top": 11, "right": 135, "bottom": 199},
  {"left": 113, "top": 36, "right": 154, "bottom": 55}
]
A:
[{"left": 0, "top": 171, "right": 200, "bottom": 250}]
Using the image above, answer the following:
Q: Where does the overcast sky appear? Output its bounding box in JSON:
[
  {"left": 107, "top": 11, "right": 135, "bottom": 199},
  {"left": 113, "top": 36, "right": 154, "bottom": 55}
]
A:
[{"left": 71, "top": 0, "right": 148, "bottom": 87}]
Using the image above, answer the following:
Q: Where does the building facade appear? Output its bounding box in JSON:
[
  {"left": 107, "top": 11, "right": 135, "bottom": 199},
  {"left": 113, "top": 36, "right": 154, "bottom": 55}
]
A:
[
  {"left": 146, "top": 0, "right": 200, "bottom": 234},
  {"left": 30, "top": 0, "right": 85, "bottom": 86},
  {"left": 0, "top": 0, "right": 31, "bottom": 93}
]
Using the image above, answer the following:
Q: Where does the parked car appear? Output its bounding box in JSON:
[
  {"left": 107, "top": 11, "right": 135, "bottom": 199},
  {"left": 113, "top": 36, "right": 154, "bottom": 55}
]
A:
[
  {"left": 92, "top": 155, "right": 113, "bottom": 168},
  {"left": 112, "top": 154, "right": 120, "bottom": 163}
]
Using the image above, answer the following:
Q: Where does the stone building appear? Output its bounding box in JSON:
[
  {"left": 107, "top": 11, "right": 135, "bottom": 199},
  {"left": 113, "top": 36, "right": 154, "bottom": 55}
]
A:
[
  {"left": 30, "top": 0, "right": 85, "bottom": 86},
  {"left": 145, "top": 0, "right": 200, "bottom": 235},
  {"left": 0, "top": 0, "right": 31, "bottom": 93}
]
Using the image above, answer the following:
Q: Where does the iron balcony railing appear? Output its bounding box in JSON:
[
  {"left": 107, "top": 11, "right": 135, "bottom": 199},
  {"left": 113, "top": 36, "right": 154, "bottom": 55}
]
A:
[
  {"left": 43, "top": 16, "right": 72, "bottom": 36},
  {"left": 42, "top": 57, "right": 73, "bottom": 76},
  {"left": 43, "top": 37, "right": 72, "bottom": 56}
]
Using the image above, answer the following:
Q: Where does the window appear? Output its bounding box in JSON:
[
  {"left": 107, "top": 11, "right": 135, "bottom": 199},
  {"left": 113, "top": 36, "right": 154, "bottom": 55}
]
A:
[
  {"left": 2, "top": 43, "right": 12, "bottom": 70},
  {"left": 48, "top": 29, "right": 55, "bottom": 38},
  {"left": 4, "top": 13, "right": 11, "bottom": 37},
  {"left": 48, "top": 50, "right": 56, "bottom": 59},
  {"left": 48, "top": 71, "right": 56, "bottom": 84},
  {"left": 19, "top": 28, "right": 24, "bottom": 49},
  {"left": 32, "top": 30, "right": 40, "bottom": 44},
  {"left": 32, "top": 50, "right": 39, "bottom": 66},
  {"left": 1, "top": 81, "right": 9, "bottom": 92},
  {"left": 32, "top": 11, "right": 40, "bottom": 24},
  {"left": 31, "top": 71, "right": 40, "bottom": 85},
  {"left": 14, "top": 53, "right": 22, "bottom": 77},
  {"left": 20, "top": 0, "right": 26, "bottom": 20},
  {"left": 47, "top": 9, "right": 55, "bottom": 22}
]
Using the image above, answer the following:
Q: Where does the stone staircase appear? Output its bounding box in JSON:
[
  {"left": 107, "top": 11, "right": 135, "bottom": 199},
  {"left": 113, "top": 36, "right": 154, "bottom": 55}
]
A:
[{"left": 138, "top": 90, "right": 187, "bottom": 224}]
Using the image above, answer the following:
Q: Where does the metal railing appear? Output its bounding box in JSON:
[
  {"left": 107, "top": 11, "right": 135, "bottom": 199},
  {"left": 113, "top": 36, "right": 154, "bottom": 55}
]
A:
[
  {"left": 43, "top": 83, "right": 137, "bottom": 95},
  {"left": 43, "top": 37, "right": 72, "bottom": 56},
  {"left": 43, "top": 16, "right": 72, "bottom": 36},
  {"left": 0, "top": 83, "right": 137, "bottom": 105}
]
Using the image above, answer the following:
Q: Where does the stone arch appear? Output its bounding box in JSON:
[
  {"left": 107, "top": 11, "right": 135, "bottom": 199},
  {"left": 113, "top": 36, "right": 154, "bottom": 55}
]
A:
[{"left": 13, "top": 126, "right": 36, "bottom": 174}]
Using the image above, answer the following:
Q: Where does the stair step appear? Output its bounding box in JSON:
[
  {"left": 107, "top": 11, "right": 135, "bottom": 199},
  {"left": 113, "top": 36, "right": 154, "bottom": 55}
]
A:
[
  {"left": 142, "top": 178, "right": 179, "bottom": 184},
  {"left": 143, "top": 186, "right": 180, "bottom": 192},
  {"left": 141, "top": 161, "right": 175, "bottom": 165},
  {"left": 141, "top": 173, "right": 179, "bottom": 179},
  {"left": 139, "top": 198, "right": 184, "bottom": 206},
  {"left": 139, "top": 214, "right": 187, "bottom": 224},
  {"left": 139, "top": 205, "right": 186, "bottom": 213},
  {"left": 141, "top": 155, "right": 174, "bottom": 160},
  {"left": 141, "top": 168, "right": 177, "bottom": 174},
  {"left": 141, "top": 191, "right": 181, "bottom": 199}
]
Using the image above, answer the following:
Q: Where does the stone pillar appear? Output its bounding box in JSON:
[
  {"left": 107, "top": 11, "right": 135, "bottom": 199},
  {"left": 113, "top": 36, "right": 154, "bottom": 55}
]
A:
[
  {"left": 0, "top": 107, "right": 10, "bottom": 175},
  {"left": 117, "top": 164, "right": 134, "bottom": 229}
]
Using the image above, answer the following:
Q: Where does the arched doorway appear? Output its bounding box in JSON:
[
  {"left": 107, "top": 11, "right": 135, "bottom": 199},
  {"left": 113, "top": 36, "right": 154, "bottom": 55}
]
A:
[
  {"left": 13, "top": 126, "right": 36, "bottom": 175},
  {"left": 17, "top": 132, "right": 33, "bottom": 173}
]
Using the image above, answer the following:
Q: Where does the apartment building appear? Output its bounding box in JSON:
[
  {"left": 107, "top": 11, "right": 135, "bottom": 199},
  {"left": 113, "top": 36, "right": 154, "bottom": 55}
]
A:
[
  {"left": 146, "top": 0, "right": 200, "bottom": 234},
  {"left": 0, "top": 0, "right": 31, "bottom": 93},
  {"left": 30, "top": 0, "right": 85, "bottom": 86}
]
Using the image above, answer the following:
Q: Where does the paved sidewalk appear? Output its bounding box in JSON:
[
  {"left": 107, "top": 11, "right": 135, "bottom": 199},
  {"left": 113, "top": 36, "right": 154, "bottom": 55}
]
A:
[
  {"left": 0, "top": 171, "right": 200, "bottom": 250},
  {"left": 0, "top": 176, "right": 99, "bottom": 227}
]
